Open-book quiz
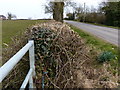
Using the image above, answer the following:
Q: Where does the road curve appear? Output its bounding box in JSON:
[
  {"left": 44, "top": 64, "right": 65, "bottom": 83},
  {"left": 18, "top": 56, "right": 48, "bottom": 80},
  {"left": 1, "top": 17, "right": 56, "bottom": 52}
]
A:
[{"left": 65, "top": 20, "right": 118, "bottom": 46}]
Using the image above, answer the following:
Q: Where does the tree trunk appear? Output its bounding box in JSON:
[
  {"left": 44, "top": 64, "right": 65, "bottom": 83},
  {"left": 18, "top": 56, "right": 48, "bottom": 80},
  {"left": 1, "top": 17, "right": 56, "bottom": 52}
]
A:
[{"left": 53, "top": 2, "right": 64, "bottom": 22}]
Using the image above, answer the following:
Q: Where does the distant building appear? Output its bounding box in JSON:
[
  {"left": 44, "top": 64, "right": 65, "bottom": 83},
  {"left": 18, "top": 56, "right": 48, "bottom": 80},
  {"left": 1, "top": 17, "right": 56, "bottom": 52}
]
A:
[{"left": 0, "top": 15, "right": 6, "bottom": 20}]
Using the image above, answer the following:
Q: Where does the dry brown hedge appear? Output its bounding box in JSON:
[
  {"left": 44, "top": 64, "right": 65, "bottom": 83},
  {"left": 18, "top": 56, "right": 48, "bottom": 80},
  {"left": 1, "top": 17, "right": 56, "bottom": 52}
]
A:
[{"left": 2, "top": 20, "right": 118, "bottom": 89}]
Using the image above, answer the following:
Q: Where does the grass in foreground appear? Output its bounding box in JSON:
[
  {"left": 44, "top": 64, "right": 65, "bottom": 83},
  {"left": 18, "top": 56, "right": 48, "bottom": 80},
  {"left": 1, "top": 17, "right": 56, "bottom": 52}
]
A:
[
  {"left": 69, "top": 24, "right": 119, "bottom": 75},
  {"left": 2, "top": 20, "right": 47, "bottom": 47}
]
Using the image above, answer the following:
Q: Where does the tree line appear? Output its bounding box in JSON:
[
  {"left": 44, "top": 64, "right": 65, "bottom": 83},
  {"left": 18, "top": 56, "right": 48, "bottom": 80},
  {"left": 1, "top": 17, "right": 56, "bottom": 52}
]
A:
[
  {"left": 66, "top": 2, "right": 120, "bottom": 27},
  {"left": 45, "top": 1, "right": 120, "bottom": 27}
]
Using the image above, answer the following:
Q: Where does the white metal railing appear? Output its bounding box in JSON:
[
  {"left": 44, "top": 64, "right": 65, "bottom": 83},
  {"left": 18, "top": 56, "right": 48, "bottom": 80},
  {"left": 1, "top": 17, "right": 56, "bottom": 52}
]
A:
[{"left": 0, "top": 40, "right": 36, "bottom": 89}]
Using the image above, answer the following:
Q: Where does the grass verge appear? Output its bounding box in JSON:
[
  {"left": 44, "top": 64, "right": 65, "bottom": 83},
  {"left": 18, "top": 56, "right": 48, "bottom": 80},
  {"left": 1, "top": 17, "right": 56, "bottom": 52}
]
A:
[
  {"left": 69, "top": 24, "right": 119, "bottom": 75},
  {"left": 70, "top": 24, "right": 118, "bottom": 54}
]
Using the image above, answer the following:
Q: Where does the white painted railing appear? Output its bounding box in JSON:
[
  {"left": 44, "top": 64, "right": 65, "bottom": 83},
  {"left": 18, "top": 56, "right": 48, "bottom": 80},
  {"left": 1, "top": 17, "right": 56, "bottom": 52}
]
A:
[{"left": 0, "top": 40, "right": 36, "bottom": 89}]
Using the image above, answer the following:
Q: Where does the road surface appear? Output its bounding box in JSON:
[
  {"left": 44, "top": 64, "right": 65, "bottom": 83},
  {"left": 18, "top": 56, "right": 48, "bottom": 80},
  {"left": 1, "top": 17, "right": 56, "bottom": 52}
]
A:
[{"left": 65, "top": 20, "right": 118, "bottom": 46}]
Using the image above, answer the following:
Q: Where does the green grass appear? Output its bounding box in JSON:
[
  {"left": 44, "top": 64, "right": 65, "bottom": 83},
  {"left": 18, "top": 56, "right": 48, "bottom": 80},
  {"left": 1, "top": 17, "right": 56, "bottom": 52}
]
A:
[
  {"left": 0, "top": 20, "right": 1, "bottom": 66},
  {"left": 70, "top": 25, "right": 118, "bottom": 54},
  {"left": 2, "top": 20, "right": 47, "bottom": 47},
  {"left": 69, "top": 25, "right": 119, "bottom": 74}
]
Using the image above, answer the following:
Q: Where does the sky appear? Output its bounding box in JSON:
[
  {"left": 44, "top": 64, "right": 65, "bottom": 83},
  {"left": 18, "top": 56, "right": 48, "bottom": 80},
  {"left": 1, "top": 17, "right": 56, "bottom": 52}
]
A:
[{"left": 0, "top": 0, "right": 104, "bottom": 19}]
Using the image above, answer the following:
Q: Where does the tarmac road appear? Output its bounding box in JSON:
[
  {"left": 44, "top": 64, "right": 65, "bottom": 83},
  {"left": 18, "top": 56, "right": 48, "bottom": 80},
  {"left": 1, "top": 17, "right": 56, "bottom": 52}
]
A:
[{"left": 65, "top": 20, "right": 118, "bottom": 46}]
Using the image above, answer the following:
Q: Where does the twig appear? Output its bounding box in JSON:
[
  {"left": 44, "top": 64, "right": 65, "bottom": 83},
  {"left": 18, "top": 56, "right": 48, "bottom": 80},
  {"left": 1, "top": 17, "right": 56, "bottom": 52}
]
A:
[{"left": 46, "top": 74, "right": 60, "bottom": 89}]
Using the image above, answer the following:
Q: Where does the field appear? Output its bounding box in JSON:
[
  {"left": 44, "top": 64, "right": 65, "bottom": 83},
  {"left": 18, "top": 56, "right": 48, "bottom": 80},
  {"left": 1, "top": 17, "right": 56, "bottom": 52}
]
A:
[{"left": 2, "top": 20, "right": 47, "bottom": 47}]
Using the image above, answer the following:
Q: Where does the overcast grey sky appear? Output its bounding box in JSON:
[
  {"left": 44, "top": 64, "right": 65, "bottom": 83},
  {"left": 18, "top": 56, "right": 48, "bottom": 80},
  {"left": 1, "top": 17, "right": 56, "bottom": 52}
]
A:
[{"left": 0, "top": 0, "right": 104, "bottom": 19}]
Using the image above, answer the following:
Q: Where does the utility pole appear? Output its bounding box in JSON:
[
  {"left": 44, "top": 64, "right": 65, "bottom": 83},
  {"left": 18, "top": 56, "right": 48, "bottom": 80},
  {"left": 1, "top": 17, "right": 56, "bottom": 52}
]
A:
[{"left": 83, "top": 2, "right": 86, "bottom": 22}]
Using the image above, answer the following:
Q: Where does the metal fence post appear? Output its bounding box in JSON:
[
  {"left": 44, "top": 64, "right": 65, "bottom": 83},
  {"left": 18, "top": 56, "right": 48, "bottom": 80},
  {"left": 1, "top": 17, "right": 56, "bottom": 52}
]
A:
[{"left": 29, "top": 40, "right": 35, "bottom": 89}]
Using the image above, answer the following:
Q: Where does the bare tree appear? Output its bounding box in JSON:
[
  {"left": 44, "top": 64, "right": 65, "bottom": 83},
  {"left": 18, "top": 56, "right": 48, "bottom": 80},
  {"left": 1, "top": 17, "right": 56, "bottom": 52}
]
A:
[
  {"left": 45, "top": 2, "right": 54, "bottom": 14},
  {"left": 7, "top": 13, "right": 16, "bottom": 20}
]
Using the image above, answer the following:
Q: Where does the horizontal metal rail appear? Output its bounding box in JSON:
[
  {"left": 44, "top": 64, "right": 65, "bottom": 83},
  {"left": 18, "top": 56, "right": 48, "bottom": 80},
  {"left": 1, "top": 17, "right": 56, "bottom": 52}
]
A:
[{"left": 0, "top": 40, "right": 35, "bottom": 89}]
